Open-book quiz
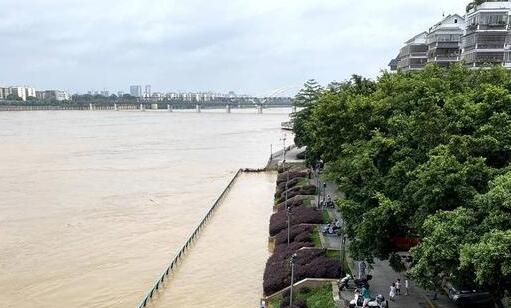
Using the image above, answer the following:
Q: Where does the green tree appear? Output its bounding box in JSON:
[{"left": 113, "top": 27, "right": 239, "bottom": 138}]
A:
[
  {"left": 6, "top": 94, "right": 22, "bottom": 101},
  {"left": 460, "top": 230, "right": 511, "bottom": 305},
  {"left": 292, "top": 64, "right": 511, "bottom": 301},
  {"left": 409, "top": 208, "right": 478, "bottom": 290},
  {"left": 291, "top": 80, "right": 323, "bottom": 158}
]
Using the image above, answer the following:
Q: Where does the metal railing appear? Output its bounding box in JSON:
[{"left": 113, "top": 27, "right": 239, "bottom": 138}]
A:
[{"left": 136, "top": 169, "right": 243, "bottom": 308}]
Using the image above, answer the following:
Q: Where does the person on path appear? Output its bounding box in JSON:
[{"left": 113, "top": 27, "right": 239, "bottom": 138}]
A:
[
  {"left": 405, "top": 279, "right": 409, "bottom": 296},
  {"left": 361, "top": 287, "right": 371, "bottom": 307},
  {"left": 260, "top": 299, "right": 266, "bottom": 308},
  {"left": 358, "top": 261, "right": 366, "bottom": 279},
  {"left": 396, "top": 278, "right": 401, "bottom": 295},
  {"left": 389, "top": 283, "right": 396, "bottom": 301}
]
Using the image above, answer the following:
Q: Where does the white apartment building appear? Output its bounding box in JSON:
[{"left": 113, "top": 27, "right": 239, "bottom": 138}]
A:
[
  {"left": 427, "top": 14, "right": 466, "bottom": 66},
  {"left": 0, "top": 86, "right": 36, "bottom": 101},
  {"left": 462, "top": 1, "right": 511, "bottom": 67},
  {"left": 396, "top": 32, "right": 429, "bottom": 71},
  {"left": 144, "top": 85, "right": 151, "bottom": 98},
  {"left": 0, "top": 87, "right": 8, "bottom": 100}
]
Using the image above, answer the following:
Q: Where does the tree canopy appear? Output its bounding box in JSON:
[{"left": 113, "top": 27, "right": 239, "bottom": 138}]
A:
[{"left": 292, "top": 64, "right": 511, "bottom": 302}]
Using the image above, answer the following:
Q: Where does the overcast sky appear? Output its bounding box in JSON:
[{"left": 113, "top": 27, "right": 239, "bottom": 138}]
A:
[{"left": 0, "top": 0, "right": 468, "bottom": 95}]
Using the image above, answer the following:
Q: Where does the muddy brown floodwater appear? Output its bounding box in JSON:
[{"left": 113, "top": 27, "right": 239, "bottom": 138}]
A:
[{"left": 0, "top": 109, "right": 289, "bottom": 307}]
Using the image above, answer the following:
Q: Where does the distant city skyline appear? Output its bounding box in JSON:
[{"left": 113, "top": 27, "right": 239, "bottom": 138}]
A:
[{"left": 0, "top": 0, "right": 469, "bottom": 95}]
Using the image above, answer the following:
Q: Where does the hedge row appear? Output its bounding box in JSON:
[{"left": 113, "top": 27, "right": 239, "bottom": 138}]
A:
[
  {"left": 263, "top": 248, "right": 341, "bottom": 295},
  {"left": 269, "top": 207, "right": 322, "bottom": 236},
  {"left": 276, "top": 185, "right": 317, "bottom": 204},
  {"left": 274, "top": 225, "right": 314, "bottom": 245},
  {"left": 277, "top": 170, "right": 309, "bottom": 185},
  {"left": 275, "top": 177, "right": 308, "bottom": 198}
]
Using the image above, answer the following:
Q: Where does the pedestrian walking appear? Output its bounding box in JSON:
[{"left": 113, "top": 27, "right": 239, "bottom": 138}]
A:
[
  {"left": 389, "top": 283, "right": 396, "bottom": 301},
  {"left": 396, "top": 278, "right": 401, "bottom": 295},
  {"left": 361, "top": 287, "right": 371, "bottom": 307},
  {"left": 358, "top": 261, "right": 366, "bottom": 279},
  {"left": 260, "top": 299, "right": 266, "bottom": 308},
  {"left": 405, "top": 279, "right": 409, "bottom": 296}
]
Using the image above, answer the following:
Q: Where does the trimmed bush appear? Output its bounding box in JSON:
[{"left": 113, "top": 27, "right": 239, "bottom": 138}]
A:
[
  {"left": 275, "top": 177, "right": 308, "bottom": 198},
  {"left": 276, "top": 185, "right": 317, "bottom": 204},
  {"left": 275, "top": 225, "right": 314, "bottom": 245},
  {"left": 263, "top": 248, "right": 341, "bottom": 295},
  {"left": 276, "top": 196, "right": 308, "bottom": 211},
  {"left": 270, "top": 207, "right": 322, "bottom": 236},
  {"left": 277, "top": 170, "right": 308, "bottom": 185}
]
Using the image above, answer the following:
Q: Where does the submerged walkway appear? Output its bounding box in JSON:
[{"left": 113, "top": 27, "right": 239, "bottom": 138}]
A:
[{"left": 147, "top": 173, "right": 276, "bottom": 308}]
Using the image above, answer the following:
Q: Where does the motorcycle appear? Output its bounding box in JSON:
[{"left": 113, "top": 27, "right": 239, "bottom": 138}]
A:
[
  {"left": 320, "top": 197, "right": 335, "bottom": 208},
  {"left": 338, "top": 274, "right": 372, "bottom": 290},
  {"left": 349, "top": 294, "right": 389, "bottom": 308}
]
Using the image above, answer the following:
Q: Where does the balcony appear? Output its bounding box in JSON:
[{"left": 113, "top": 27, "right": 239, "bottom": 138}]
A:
[
  {"left": 409, "top": 63, "right": 426, "bottom": 69},
  {"left": 433, "top": 55, "right": 460, "bottom": 62},
  {"left": 477, "top": 43, "right": 505, "bottom": 49},
  {"left": 436, "top": 42, "right": 460, "bottom": 49},
  {"left": 409, "top": 52, "right": 427, "bottom": 58},
  {"left": 479, "top": 22, "right": 507, "bottom": 31},
  {"left": 467, "top": 53, "right": 505, "bottom": 64}
]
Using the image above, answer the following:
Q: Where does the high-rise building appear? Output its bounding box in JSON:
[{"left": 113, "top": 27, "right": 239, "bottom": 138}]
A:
[
  {"left": 0, "top": 87, "right": 9, "bottom": 100},
  {"left": 396, "top": 32, "right": 429, "bottom": 71},
  {"left": 144, "top": 85, "right": 151, "bottom": 98},
  {"left": 390, "top": 1, "right": 511, "bottom": 71},
  {"left": 35, "top": 90, "right": 69, "bottom": 101},
  {"left": 130, "top": 85, "right": 142, "bottom": 97},
  {"left": 4, "top": 86, "right": 36, "bottom": 101},
  {"left": 427, "top": 14, "right": 465, "bottom": 67},
  {"left": 462, "top": 1, "right": 511, "bottom": 68}
]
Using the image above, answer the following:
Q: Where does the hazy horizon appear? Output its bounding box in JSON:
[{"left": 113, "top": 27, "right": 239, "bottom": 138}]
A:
[{"left": 1, "top": 0, "right": 468, "bottom": 96}]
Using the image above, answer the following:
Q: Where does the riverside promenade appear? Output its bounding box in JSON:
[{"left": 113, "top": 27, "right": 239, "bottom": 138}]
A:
[{"left": 270, "top": 145, "right": 456, "bottom": 308}]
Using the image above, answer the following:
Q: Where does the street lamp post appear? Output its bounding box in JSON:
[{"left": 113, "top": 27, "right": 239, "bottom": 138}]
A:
[
  {"left": 316, "top": 164, "right": 321, "bottom": 209},
  {"left": 285, "top": 158, "right": 291, "bottom": 246},
  {"left": 289, "top": 253, "right": 297, "bottom": 307},
  {"left": 281, "top": 134, "right": 291, "bottom": 246},
  {"left": 341, "top": 234, "right": 347, "bottom": 276},
  {"left": 286, "top": 203, "right": 291, "bottom": 246},
  {"left": 323, "top": 182, "right": 327, "bottom": 203}
]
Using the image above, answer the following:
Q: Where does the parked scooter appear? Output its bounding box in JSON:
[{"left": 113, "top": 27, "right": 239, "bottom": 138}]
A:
[
  {"left": 349, "top": 294, "right": 388, "bottom": 308},
  {"left": 338, "top": 274, "right": 372, "bottom": 290},
  {"left": 320, "top": 195, "right": 335, "bottom": 208}
]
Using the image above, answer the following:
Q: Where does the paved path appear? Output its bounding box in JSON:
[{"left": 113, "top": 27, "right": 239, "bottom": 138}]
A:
[
  {"left": 270, "top": 145, "right": 302, "bottom": 163},
  {"left": 310, "top": 170, "right": 457, "bottom": 308}
]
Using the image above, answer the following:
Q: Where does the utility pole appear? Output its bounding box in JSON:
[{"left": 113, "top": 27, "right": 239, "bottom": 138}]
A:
[
  {"left": 316, "top": 163, "right": 321, "bottom": 209},
  {"left": 281, "top": 134, "right": 291, "bottom": 246},
  {"left": 289, "top": 253, "right": 297, "bottom": 307},
  {"left": 323, "top": 182, "right": 327, "bottom": 203}
]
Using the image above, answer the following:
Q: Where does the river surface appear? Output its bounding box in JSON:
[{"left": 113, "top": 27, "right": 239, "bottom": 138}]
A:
[{"left": 0, "top": 109, "right": 289, "bottom": 307}]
